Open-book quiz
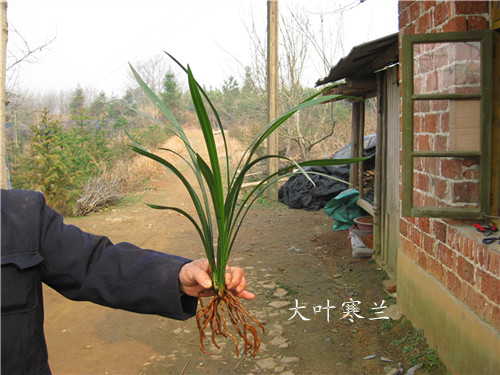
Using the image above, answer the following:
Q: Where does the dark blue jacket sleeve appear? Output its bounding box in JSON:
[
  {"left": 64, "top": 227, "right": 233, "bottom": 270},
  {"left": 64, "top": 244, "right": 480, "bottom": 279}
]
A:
[{"left": 5, "top": 189, "right": 198, "bottom": 320}]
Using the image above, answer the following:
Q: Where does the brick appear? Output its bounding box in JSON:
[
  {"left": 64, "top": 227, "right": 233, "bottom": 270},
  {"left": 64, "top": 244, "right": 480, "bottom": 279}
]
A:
[
  {"left": 425, "top": 157, "right": 439, "bottom": 174},
  {"left": 438, "top": 243, "right": 456, "bottom": 270},
  {"left": 405, "top": 23, "right": 416, "bottom": 35},
  {"left": 479, "top": 271, "right": 500, "bottom": 305},
  {"left": 458, "top": 256, "right": 475, "bottom": 285},
  {"left": 440, "top": 110, "right": 449, "bottom": 131},
  {"left": 434, "top": 135, "right": 448, "bottom": 152},
  {"left": 399, "top": 6, "right": 411, "bottom": 30},
  {"left": 464, "top": 168, "right": 479, "bottom": 180},
  {"left": 425, "top": 70, "right": 438, "bottom": 92},
  {"left": 432, "top": 99, "right": 448, "bottom": 112},
  {"left": 467, "top": 16, "right": 489, "bottom": 31},
  {"left": 454, "top": 1, "right": 489, "bottom": 15},
  {"left": 415, "top": 172, "right": 429, "bottom": 191},
  {"left": 400, "top": 218, "right": 409, "bottom": 238},
  {"left": 409, "top": 1, "right": 421, "bottom": 23},
  {"left": 433, "top": 1, "right": 451, "bottom": 26},
  {"left": 399, "top": 0, "right": 413, "bottom": 13},
  {"left": 402, "top": 237, "right": 417, "bottom": 260},
  {"left": 446, "top": 270, "right": 462, "bottom": 299},
  {"left": 423, "top": 1, "right": 436, "bottom": 12},
  {"left": 447, "top": 226, "right": 456, "bottom": 244},
  {"left": 428, "top": 256, "right": 445, "bottom": 283},
  {"left": 435, "top": 178, "right": 448, "bottom": 200},
  {"left": 451, "top": 229, "right": 461, "bottom": 254},
  {"left": 442, "top": 16, "right": 468, "bottom": 32},
  {"left": 410, "top": 226, "right": 423, "bottom": 248},
  {"left": 413, "top": 190, "right": 424, "bottom": 207},
  {"left": 443, "top": 218, "right": 466, "bottom": 226},
  {"left": 441, "top": 159, "right": 463, "bottom": 179},
  {"left": 418, "top": 249, "right": 428, "bottom": 269},
  {"left": 443, "top": 66, "right": 457, "bottom": 89},
  {"left": 415, "top": 99, "right": 430, "bottom": 113},
  {"left": 425, "top": 194, "right": 437, "bottom": 208},
  {"left": 478, "top": 246, "right": 490, "bottom": 269},
  {"left": 422, "top": 233, "right": 436, "bottom": 257},
  {"left": 419, "top": 217, "right": 431, "bottom": 234},
  {"left": 463, "top": 157, "right": 478, "bottom": 168},
  {"left": 383, "top": 279, "right": 397, "bottom": 293},
  {"left": 415, "top": 134, "right": 431, "bottom": 151},
  {"left": 424, "top": 113, "right": 439, "bottom": 132},
  {"left": 433, "top": 220, "right": 447, "bottom": 243},
  {"left": 473, "top": 242, "right": 480, "bottom": 265},
  {"left": 464, "top": 284, "right": 487, "bottom": 318},
  {"left": 488, "top": 250, "right": 498, "bottom": 275},
  {"left": 452, "top": 181, "right": 479, "bottom": 204},
  {"left": 463, "top": 235, "right": 473, "bottom": 260}
]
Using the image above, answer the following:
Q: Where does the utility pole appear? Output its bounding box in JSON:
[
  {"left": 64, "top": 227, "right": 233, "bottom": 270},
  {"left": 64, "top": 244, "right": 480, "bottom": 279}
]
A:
[
  {"left": 0, "top": 0, "right": 8, "bottom": 189},
  {"left": 267, "top": 0, "right": 278, "bottom": 200}
]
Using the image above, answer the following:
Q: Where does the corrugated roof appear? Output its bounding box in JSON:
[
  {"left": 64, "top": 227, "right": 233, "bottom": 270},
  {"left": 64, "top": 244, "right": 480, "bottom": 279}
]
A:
[{"left": 316, "top": 33, "right": 399, "bottom": 86}]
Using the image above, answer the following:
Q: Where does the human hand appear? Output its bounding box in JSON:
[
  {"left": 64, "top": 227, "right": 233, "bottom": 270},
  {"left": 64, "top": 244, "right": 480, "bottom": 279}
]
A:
[{"left": 178, "top": 259, "right": 255, "bottom": 300}]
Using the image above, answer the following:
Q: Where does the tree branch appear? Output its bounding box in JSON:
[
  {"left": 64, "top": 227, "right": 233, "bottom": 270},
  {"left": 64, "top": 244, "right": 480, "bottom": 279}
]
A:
[{"left": 7, "top": 26, "right": 56, "bottom": 71}]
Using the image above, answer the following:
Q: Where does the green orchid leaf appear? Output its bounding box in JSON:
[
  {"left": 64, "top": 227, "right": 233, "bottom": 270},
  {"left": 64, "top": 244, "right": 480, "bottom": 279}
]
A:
[{"left": 129, "top": 55, "right": 367, "bottom": 295}]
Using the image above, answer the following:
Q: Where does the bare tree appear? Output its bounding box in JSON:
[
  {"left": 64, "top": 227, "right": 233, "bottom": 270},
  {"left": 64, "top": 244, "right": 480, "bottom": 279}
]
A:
[
  {"left": 125, "top": 53, "right": 182, "bottom": 119},
  {"left": 241, "top": 3, "right": 348, "bottom": 161},
  {"left": 6, "top": 25, "right": 55, "bottom": 101}
]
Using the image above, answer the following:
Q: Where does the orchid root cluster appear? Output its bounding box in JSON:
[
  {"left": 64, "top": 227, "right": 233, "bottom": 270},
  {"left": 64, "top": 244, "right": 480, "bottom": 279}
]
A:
[{"left": 196, "top": 291, "right": 265, "bottom": 357}]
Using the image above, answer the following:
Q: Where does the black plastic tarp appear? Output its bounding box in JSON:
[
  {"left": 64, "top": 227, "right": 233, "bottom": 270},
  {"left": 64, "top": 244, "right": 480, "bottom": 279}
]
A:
[{"left": 278, "top": 134, "right": 376, "bottom": 211}]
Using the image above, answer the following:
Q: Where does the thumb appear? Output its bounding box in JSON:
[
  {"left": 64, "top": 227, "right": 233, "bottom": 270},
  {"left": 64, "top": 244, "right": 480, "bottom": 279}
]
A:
[{"left": 192, "top": 267, "right": 212, "bottom": 289}]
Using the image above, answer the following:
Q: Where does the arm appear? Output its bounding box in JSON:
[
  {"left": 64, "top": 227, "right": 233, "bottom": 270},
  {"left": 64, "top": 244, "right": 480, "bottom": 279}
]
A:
[{"left": 37, "top": 196, "right": 197, "bottom": 320}]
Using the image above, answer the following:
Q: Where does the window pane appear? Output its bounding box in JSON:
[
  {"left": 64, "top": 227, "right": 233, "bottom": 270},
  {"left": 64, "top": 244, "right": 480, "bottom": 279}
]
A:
[
  {"left": 413, "top": 99, "right": 480, "bottom": 152},
  {"left": 412, "top": 157, "right": 480, "bottom": 209},
  {"left": 413, "top": 41, "right": 481, "bottom": 95}
]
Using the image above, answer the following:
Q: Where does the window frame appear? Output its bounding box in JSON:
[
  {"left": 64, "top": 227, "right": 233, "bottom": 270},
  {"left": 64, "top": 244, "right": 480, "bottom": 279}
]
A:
[{"left": 402, "top": 30, "right": 493, "bottom": 218}]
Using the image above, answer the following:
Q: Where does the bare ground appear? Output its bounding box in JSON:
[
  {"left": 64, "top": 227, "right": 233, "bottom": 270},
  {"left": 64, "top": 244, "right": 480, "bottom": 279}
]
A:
[{"left": 43, "top": 131, "right": 437, "bottom": 375}]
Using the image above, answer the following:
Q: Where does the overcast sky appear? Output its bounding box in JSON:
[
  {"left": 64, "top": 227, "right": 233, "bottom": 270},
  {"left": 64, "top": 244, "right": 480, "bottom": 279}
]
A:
[{"left": 7, "top": 0, "right": 398, "bottom": 97}]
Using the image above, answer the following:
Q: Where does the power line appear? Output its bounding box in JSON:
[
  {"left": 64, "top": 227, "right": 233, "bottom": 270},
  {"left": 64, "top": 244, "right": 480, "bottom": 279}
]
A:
[
  {"left": 303, "top": 0, "right": 364, "bottom": 15},
  {"left": 83, "top": 1, "right": 221, "bottom": 91},
  {"left": 81, "top": 7, "right": 186, "bottom": 86}
]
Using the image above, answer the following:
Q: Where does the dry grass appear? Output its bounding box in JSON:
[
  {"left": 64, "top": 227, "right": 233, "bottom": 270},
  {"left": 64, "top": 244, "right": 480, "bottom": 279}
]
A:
[
  {"left": 74, "top": 112, "right": 375, "bottom": 217},
  {"left": 74, "top": 128, "right": 246, "bottom": 216}
]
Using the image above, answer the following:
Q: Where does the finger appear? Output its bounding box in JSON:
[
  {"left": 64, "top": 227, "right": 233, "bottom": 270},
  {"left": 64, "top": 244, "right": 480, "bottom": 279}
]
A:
[
  {"left": 227, "top": 267, "right": 245, "bottom": 291},
  {"left": 194, "top": 259, "right": 211, "bottom": 274},
  {"left": 190, "top": 265, "right": 212, "bottom": 289},
  {"left": 230, "top": 289, "right": 255, "bottom": 300},
  {"left": 224, "top": 267, "right": 234, "bottom": 289}
]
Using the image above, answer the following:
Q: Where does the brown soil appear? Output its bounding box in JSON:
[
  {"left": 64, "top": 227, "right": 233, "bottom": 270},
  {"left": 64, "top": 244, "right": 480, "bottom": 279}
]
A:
[
  {"left": 362, "top": 233, "right": 374, "bottom": 249},
  {"left": 43, "top": 130, "right": 425, "bottom": 375},
  {"left": 356, "top": 217, "right": 374, "bottom": 224}
]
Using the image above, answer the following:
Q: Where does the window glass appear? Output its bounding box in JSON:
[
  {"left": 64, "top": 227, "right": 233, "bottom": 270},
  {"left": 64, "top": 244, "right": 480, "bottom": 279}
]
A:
[
  {"left": 413, "top": 41, "right": 481, "bottom": 95},
  {"left": 413, "top": 99, "right": 481, "bottom": 152},
  {"left": 412, "top": 156, "right": 481, "bottom": 210}
]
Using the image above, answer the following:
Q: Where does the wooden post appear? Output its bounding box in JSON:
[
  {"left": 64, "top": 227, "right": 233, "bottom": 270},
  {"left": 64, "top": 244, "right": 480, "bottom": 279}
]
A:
[
  {"left": 357, "top": 100, "right": 365, "bottom": 194},
  {"left": 373, "top": 72, "right": 385, "bottom": 257},
  {"left": 491, "top": 24, "right": 500, "bottom": 221},
  {"left": 350, "top": 101, "right": 360, "bottom": 188},
  {"left": 0, "top": 0, "right": 8, "bottom": 189},
  {"left": 266, "top": 0, "right": 279, "bottom": 200}
]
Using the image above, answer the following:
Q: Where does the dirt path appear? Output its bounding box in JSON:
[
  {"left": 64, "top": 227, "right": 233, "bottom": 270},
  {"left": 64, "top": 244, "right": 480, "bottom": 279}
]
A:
[{"left": 43, "top": 131, "right": 417, "bottom": 375}]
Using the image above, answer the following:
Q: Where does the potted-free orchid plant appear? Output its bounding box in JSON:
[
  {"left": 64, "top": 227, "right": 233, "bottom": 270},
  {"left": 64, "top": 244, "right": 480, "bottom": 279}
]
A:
[{"left": 129, "top": 53, "right": 366, "bottom": 357}]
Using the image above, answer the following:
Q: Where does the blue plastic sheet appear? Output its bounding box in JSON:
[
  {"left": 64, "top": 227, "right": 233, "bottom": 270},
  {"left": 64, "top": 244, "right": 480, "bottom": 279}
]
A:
[{"left": 324, "top": 188, "right": 368, "bottom": 231}]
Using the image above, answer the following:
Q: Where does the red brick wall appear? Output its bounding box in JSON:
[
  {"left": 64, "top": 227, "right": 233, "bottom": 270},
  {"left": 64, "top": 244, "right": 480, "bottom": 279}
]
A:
[
  {"left": 398, "top": 1, "right": 499, "bottom": 330},
  {"left": 399, "top": 0, "right": 490, "bottom": 34}
]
